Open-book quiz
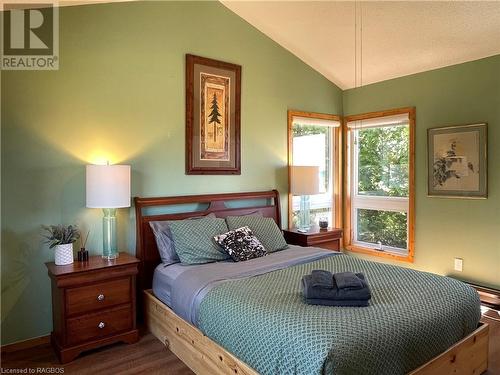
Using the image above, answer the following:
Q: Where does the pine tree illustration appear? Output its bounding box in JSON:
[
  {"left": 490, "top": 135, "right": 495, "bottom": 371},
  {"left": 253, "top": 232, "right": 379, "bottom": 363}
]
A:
[{"left": 208, "top": 93, "right": 221, "bottom": 142}]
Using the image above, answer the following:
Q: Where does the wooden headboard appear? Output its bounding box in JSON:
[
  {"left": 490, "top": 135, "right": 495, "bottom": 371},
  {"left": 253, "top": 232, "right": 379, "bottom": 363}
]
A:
[{"left": 134, "top": 190, "right": 281, "bottom": 293}]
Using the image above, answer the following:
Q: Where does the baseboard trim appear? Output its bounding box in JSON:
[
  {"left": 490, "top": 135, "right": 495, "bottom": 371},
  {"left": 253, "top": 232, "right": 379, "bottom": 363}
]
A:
[{"left": 1, "top": 335, "right": 50, "bottom": 354}]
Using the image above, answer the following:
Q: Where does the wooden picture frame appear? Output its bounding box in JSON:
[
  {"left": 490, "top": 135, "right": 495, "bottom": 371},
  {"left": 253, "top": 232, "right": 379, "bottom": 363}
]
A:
[
  {"left": 427, "top": 123, "right": 487, "bottom": 198},
  {"left": 186, "top": 54, "right": 241, "bottom": 175}
]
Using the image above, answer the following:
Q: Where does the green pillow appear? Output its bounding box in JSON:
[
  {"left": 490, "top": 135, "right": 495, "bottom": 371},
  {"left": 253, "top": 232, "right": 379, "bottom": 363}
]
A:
[
  {"left": 168, "top": 217, "right": 230, "bottom": 264},
  {"left": 225, "top": 216, "right": 288, "bottom": 253}
]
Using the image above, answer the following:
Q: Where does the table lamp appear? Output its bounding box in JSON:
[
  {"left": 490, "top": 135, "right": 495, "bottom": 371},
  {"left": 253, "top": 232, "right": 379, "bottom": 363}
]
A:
[
  {"left": 290, "top": 165, "right": 319, "bottom": 232},
  {"left": 86, "top": 164, "right": 131, "bottom": 259}
]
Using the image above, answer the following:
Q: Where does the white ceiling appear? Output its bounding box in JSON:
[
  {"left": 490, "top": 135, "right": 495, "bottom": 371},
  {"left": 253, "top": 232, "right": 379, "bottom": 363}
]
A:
[{"left": 221, "top": 1, "right": 500, "bottom": 89}]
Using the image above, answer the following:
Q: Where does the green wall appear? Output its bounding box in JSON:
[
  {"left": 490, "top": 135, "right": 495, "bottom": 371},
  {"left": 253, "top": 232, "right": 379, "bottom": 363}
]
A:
[
  {"left": 2, "top": 0, "right": 499, "bottom": 347},
  {"left": 343, "top": 55, "right": 500, "bottom": 290},
  {"left": 1, "top": 1, "right": 342, "bottom": 345}
]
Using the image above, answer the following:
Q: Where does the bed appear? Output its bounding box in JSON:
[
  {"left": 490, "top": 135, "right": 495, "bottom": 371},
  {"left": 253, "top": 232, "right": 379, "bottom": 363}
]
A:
[{"left": 134, "top": 190, "right": 489, "bottom": 375}]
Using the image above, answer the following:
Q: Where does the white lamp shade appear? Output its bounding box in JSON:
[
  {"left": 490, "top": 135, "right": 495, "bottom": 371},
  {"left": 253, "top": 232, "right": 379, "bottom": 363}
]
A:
[
  {"left": 290, "top": 166, "right": 320, "bottom": 195},
  {"left": 86, "top": 164, "right": 131, "bottom": 208}
]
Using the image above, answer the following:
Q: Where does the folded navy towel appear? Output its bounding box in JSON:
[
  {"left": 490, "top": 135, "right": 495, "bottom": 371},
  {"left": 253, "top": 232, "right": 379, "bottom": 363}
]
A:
[
  {"left": 305, "top": 298, "right": 370, "bottom": 307},
  {"left": 310, "top": 270, "right": 334, "bottom": 288},
  {"left": 334, "top": 272, "right": 363, "bottom": 290},
  {"left": 302, "top": 273, "right": 371, "bottom": 301}
]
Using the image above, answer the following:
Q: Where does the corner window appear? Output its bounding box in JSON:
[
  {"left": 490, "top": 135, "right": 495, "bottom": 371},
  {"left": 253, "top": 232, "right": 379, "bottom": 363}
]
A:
[
  {"left": 288, "top": 111, "right": 342, "bottom": 229},
  {"left": 345, "top": 108, "right": 415, "bottom": 261}
]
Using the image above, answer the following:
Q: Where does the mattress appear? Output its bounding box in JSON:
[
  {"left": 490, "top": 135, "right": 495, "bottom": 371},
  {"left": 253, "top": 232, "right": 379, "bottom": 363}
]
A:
[
  {"left": 152, "top": 245, "right": 333, "bottom": 317},
  {"left": 152, "top": 262, "right": 193, "bottom": 307}
]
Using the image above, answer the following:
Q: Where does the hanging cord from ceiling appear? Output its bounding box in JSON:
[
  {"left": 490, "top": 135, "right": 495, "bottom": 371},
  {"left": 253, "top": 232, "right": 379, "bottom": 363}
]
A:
[
  {"left": 354, "top": 1, "right": 363, "bottom": 89},
  {"left": 353, "top": 1, "right": 364, "bottom": 141}
]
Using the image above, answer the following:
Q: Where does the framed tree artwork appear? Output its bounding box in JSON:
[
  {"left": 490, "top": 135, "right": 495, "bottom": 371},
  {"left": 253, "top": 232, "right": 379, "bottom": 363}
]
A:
[
  {"left": 186, "top": 54, "right": 241, "bottom": 174},
  {"left": 428, "top": 123, "right": 487, "bottom": 198}
]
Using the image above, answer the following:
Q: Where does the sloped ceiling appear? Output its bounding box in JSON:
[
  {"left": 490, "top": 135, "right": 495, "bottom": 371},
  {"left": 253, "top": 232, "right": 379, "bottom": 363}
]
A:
[{"left": 222, "top": 1, "right": 500, "bottom": 89}]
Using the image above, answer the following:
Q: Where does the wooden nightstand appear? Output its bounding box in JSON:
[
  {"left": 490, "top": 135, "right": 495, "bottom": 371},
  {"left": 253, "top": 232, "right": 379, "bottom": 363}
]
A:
[
  {"left": 46, "top": 252, "right": 140, "bottom": 363},
  {"left": 283, "top": 227, "right": 343, "bottom": 251}
]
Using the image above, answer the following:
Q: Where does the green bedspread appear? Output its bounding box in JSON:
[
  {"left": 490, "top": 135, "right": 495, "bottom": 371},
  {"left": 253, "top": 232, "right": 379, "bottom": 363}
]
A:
[{"left": 198, "top": 254, "right": 480, "bottom": 375}]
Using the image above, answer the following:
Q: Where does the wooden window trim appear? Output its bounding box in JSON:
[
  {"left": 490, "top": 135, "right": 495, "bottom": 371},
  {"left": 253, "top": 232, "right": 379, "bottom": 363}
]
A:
[
  {"left": 287, "top": 110, "right": 343, "bottom": 232},
  {"left": 343, "top": 107, "right": 415, "bottom": 263}
]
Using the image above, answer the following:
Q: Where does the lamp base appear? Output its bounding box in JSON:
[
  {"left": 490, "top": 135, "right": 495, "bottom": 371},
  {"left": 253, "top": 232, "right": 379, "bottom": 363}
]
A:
[
  {"left": 102, "top": 253, "right": 118, "bottom": 260},
  {"left": 297, "top": 195, "right": 311, "bottom": 232},
  {"left": 102, "top": 208, "right": 118, "bottom": 260}
]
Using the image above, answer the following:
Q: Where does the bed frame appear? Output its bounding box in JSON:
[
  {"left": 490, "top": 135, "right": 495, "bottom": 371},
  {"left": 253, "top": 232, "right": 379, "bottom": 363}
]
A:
[{"left": 134, "top": 190, "right": 489, "bottom": 375}]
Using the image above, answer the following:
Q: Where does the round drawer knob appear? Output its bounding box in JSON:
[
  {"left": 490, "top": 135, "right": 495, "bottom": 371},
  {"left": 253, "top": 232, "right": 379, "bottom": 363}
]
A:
[
  {"left": 97, "top": 294, "right": 105, "bottom": 301},
  {"left": 98, "top": 322, "right": 105, "bottom": 329}
]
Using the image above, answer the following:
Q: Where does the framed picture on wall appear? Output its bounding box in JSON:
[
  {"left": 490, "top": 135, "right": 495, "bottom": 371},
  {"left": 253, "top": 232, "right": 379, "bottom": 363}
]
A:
[
  {"left": 185, "top": 54, "right": 241, "bottom": 175},
  {"left": 427, "top": 123, "right": 487, "bottom": 198}
]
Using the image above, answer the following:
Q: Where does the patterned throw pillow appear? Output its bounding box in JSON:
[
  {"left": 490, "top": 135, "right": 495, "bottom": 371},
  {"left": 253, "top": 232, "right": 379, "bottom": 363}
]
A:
[
  {"left": 225, "top": 216, "right": 288, "bottom": 253},
  {"left": 167, "top": 217, "right": 230, "bottom": 264},
  {"left": 149, "top": 213, "right": 216, "bottom": 265},
  {"left": 214, "top": 226, "right": 267, "bottom": 262}
]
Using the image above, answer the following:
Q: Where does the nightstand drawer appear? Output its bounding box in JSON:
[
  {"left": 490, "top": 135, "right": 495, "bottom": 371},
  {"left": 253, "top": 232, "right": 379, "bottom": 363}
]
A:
[
  {"left": 66, "top": 278, "right": 131, "bottom": 316},
  {"left": 316, "top": 240, "right": 340, "bottom": 251},
  {"left": 66, "top": 304, "right": 132, "bottom": 345},
  {"left": 283, "top": 227, "right": 342, "bottom": 252}
]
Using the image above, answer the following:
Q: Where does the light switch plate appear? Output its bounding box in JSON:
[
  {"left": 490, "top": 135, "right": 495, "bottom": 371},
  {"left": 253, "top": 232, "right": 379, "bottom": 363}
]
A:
[{"left": 454, "top": 258, "right": 463, "bottom": 272}]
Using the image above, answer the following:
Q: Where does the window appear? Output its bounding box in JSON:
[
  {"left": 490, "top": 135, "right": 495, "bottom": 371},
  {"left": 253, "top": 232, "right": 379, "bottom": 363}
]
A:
[
  {"left": 345, "top": 108, "right": 415, "bottom": 262},
  {"left": 287, "top": 111, "right": 342, "bottom": 229}
]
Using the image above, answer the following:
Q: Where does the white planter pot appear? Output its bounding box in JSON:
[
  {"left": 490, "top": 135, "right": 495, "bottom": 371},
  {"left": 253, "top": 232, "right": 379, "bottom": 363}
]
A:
[{"left": 54, "top": 243, "right": 74, "bottom": 266}]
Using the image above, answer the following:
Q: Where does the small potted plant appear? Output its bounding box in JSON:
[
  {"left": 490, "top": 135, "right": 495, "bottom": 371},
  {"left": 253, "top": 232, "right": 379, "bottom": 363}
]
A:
[{"left": 43, "top": 224, "right": 80, "bottom": 265}]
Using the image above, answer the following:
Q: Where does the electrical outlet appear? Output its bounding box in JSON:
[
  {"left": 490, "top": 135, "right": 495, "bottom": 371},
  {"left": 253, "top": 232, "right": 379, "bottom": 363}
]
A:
[{"left": 454, "top": 258, "right": 463, "bottom": 272}]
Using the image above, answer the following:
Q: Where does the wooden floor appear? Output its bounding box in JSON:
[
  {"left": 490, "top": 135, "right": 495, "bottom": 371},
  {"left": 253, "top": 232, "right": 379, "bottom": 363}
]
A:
[
  {"left": 2, "top": 313, "right": 499, "bottom": 374},
  {"left": 1, "top": 332, "right": 193, "bottom": 375}
]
